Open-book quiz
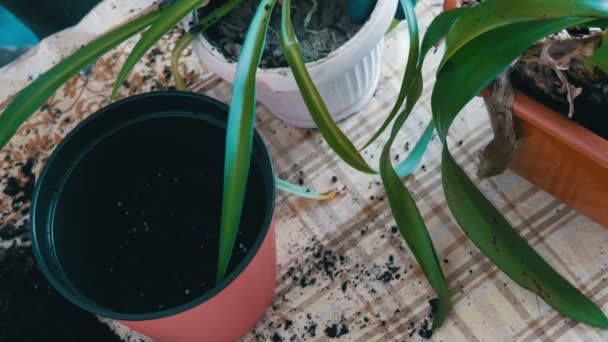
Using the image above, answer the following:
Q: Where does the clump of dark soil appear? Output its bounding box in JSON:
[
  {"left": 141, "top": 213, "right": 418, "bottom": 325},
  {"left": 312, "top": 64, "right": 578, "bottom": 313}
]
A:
[
  {"left": 324, "top": 320, "right": 349, "bottom": 338},
  {"left": 199, "top": 0, "right": 367, "bottom": 68},
  {"left": 0, "top": 235, "right": 122, "bottom": 342}
]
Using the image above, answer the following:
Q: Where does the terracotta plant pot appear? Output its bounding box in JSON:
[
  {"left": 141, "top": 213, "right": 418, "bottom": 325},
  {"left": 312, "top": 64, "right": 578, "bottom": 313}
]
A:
[
  {"left": 444, "top": 0, "right": 608, "bottom": 228},
  {"left": 31, "top": 92, "right": 277, "bottom": 342}
]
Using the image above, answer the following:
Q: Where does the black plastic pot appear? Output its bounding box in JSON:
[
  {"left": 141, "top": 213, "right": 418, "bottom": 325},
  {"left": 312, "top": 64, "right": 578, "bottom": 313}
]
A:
[
  {"left": 0, "top": 0, "right": 101, "bottom": 38},
  {"left": 30, "top": 91, "right": 278, "bottom": 340}
]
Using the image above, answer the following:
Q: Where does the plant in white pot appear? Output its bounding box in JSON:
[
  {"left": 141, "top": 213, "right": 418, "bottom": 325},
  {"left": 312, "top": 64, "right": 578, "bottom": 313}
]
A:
[{"left": 192, "top": 0, "right": 399, "bottom": 128}]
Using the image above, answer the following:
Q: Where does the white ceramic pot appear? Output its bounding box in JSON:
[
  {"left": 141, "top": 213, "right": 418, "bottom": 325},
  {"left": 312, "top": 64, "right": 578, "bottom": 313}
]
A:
[{"left": 193, "top": 0, "right": 399, "bottom": 128}]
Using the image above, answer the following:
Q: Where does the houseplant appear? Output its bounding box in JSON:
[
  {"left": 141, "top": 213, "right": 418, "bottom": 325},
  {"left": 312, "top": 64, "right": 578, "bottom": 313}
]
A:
[
  {"left": 191, "top": 0, "right": 399, "bottom": 128},
  {"left": 0, "top": 0, "right": 101, "bottom": 38},
  {"left": 409, "top": 0, "right": 608, "bottom": 328},
  {"left": 445, "top": 0, "right": 608, "bottom": 228},
  {"left": 1, "top": 0, "right": 608, "bottom": 339},
  {"left": 31, "top": 91, "right": 278, "bottom": 341}
]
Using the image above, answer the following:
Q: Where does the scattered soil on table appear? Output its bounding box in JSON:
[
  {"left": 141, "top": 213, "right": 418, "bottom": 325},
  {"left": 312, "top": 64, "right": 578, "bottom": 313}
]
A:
[
  {"left": 51, "top": 116, "right": 269, "bottom": 314},
  {"left": 257, "top": 231, "right": 444, "bottom": 341},
  {"left": 0, "top": 224, "right": 122, "bottom": 342},
  {"left": 2, "top": 157, "right": 121, "bottom": 341},
  {"left": 199, "top": 0, "right": 367, "bottom": 68}
]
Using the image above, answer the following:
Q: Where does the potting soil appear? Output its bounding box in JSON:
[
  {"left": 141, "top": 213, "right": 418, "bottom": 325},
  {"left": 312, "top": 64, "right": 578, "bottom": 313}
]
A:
[{"left": 200, "top": 0, "right": 367, "bottom": 68}]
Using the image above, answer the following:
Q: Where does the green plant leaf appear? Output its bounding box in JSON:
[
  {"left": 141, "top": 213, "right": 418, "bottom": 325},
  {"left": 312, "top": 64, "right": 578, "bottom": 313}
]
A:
[
  {"left": 388, "top": 8, "right": 467, "bottom": 180},
  {"left": 0, "top": 10, "right": 160, "bottom": 150},
  {"left": 359, "top": 5, "right": 469, "bottom": 329},
  {"left": 441, "top": 0, "right": 608, "bottom": 71},
  {"left": 171, "top": 31, "right": 195, "bottom": 90},
  {"left": 170, "top": 0, "right": 245, "bottom": 91},
  {"left": 387, "top": 19, "right": 401, "bottom": 33},
  {"left": 111, "top": 0, "right": 208, "bottom": 100},
  {"left": 378, "top": 0, "right": 452, "bottom": 330},
  {"left": 586, "top": 29, "right": 608, "bottom": 73},
  {"left": 276, "top": 178, "right": 339, "bottom": 200},
  {"left": 280, "top": 0, "right": 375, "bottom": 174},
  {"left": 395, "top": 121, "right": 434, "bottom": 178},
  {"left": 434, "top": 17, "right": 590, "bottom": 139},
  {"left": 359, "top": 0, "right": 422, "bottom": 150},
  {"left": 216, "top": 0, "right": 277, "bottom": 283},
  {"left": 431, "top": 16, "right": 608, "bottom": 328}
]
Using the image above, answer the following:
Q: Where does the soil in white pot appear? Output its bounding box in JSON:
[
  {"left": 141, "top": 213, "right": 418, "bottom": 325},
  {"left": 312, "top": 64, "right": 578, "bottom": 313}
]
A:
[{"left": 198, "top": 0, "right": 369, "bottom": 68}]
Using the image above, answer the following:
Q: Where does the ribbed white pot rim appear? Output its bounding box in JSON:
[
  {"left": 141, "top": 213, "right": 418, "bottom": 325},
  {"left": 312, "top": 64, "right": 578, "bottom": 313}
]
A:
[{"left": 194, "top": 0, "right": 399, "bottom": 92}]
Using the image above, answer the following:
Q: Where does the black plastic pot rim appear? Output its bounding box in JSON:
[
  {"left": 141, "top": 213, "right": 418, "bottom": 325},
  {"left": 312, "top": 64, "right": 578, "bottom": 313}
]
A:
[{"left": 30, "top": 91, "right": 276, "bottom": 321}]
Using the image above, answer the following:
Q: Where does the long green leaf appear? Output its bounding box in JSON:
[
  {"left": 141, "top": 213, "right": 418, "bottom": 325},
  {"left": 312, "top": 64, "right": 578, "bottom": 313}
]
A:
[
  {"left": 586, "top": 29, "right": 608, "bottom": 73},
  {"left": 363, "top": 7, "right": 469, "bottom": 329},
  {"left": 276, "top": 178, "right": 339, "bottom": 200},
  {"left": 379, "top": 0, "right": 452, "bottom": 330},
  {"left": 111, "top": 0, "right": 207, "bottom": 100},
  {"left": 170, "top": 0, "right": 245, "bottom": 91},
  {"left": 389, "top": 7, "right": 467, "bottom": 180},
  {"left": 171, "top": 31, "right": 195, "bottom": 91},
  {"left": 441, "top": 0, "right": 608, "bottom": 70},
  {"left": 216, "top": 0, "right": 277, "bottom": 282},
  {"left": 0, "top": 10, "right": 160, "bottom": 150},
  {"left": 431, "top": 16, "right": 608, "bottom": 328},
  {"left": 395, "top": 121, "right": 434, "bottom": 178},
  {"left": 434, "top": 17, "right": 590, "bottom": 139},
  {"left": 280, "top": 0, "right": 375, "bottom": 174},
  {"left": 359, "top": 0, "right": 423, "bottom": 150}
]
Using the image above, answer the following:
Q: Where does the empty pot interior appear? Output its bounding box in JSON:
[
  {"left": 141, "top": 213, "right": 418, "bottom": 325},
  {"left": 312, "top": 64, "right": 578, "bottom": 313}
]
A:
[{"left": 49, "top": 114, "right": 271, "bottom": 314}]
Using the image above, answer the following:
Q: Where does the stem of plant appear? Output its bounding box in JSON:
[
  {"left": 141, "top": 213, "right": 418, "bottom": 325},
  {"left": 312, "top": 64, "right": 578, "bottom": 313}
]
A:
[
  {"left": 171, "top": 0, "right": 245, "bottom": 91},
  {"left": 304, "top": 0, "right": 319, "bottom": 29},
  {"left": 171, "top": 32, "right": 195, "bottom": 90}
]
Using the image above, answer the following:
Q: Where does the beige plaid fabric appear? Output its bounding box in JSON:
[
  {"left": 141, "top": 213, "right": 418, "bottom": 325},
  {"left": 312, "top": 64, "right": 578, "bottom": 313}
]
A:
[{"left": 1, "top": 1, "right": 607, "bottom": 341}]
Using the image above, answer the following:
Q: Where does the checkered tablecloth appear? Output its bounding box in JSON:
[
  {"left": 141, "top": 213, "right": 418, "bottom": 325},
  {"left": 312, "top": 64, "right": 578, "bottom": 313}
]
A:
[{"left": 1, "top": 1, "right": 607, "bottom": 341}]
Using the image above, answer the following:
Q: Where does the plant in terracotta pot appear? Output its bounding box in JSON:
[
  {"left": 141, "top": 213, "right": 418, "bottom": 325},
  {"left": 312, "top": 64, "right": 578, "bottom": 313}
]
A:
[
  {"left": 0, "top": 1, "right": 339, "bottom": 340},
  {"left": 404, "top": 0, "right": 608, "bottom": 330},
  {"left": 444, "top": 0, "right": 608, "bottom": 228},
  {"left": 31, "top": 91, "right": 279, "bottom": 342}
]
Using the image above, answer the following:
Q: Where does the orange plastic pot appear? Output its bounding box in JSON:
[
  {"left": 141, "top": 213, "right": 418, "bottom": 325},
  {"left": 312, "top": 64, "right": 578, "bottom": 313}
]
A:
[
  {"left": 31, "top": 92, "right": 277, "bottom": 341},
  {"left": 120, "top": 221, "right": 277, "bottom": 341},
  {"left": 444, "top": 0, "right": 608, "bottom": 228}
]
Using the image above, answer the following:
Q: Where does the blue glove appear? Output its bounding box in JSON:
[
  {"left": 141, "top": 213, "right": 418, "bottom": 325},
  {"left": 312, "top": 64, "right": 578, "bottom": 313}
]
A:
[
  {"left": 347, "top": 0, "right": 377, "bottom": 24},
  {"left": 347, "top": 0, "right": 417, "bottom": 24}
]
